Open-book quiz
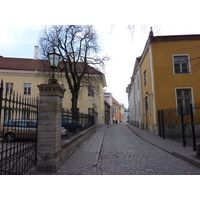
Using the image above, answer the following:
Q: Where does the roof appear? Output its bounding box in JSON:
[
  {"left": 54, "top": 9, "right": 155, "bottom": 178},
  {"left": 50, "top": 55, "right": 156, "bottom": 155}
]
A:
[
  {"left": 0, "top": 56, "right": 48, "bottom": 71},
  {"left": 138, "top": 31, "right": 200, "bottom": 68},
  {"left": 0, "top": 56, "right": 103, "bottom": 75},
  {"left": 150, "top": 33, "right": 200, "bottom": 43},
  {"left": 112, "top": 97, "right": 119, "bottom": 105}
]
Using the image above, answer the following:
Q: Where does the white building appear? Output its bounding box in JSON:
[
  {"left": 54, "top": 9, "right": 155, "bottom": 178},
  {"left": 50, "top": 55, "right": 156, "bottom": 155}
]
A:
[
  {"left": 126, "top": 57, "right": 143, "bottom": 129},
  {"left": 124, "top": 108, "right": 129, "bottom": 123}
]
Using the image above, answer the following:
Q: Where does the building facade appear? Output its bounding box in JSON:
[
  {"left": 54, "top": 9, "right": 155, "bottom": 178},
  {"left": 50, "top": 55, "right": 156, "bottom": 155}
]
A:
[
  {"left": 0, "top": 56, "right": 107, "bottom": 127},
  {"left": 104, "top": 92, "right": 113, "bottom": 124},
  {"left": 127, "top": 30, "right": 200, "bottom": 133},
  {"left": 112, "top": 97, "right": 124, "bottom": 124},
  {"left": 104, "top": 92, "right": 124, "bottom": 124}
]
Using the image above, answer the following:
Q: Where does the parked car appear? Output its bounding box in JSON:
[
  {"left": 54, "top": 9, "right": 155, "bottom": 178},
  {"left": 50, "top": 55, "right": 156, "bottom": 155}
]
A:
[
  {"left": 62, "top": 118, "right": 84, "bottom": 133},
  {"left": 61, "top": 127, "right": 69, "bottom": 138},
  {"left": 0, "top": 120, "right": 37, "bottom": 142},
  {"left": 0, "top": 120, "right": 69, "bottom": 142}
]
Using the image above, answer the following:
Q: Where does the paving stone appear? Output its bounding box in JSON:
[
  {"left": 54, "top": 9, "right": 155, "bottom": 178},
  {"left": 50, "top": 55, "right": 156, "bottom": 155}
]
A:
[{"left": 29, "top": 123, "right": 200, "bottom": 175}]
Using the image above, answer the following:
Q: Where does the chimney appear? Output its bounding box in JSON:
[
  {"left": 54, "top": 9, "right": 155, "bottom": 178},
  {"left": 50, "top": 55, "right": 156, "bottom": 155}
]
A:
[
  {"left": 149, "top": 26, "right": 154, "bottom": 38},
  {"left": 34, "top": 46, "right": 39, "bottom": 60}
]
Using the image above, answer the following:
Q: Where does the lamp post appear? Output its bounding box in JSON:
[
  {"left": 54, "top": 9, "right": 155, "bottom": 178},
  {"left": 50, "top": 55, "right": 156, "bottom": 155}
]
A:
[{"left": 48, "top": 48, "right": 60, "bottom": 84}]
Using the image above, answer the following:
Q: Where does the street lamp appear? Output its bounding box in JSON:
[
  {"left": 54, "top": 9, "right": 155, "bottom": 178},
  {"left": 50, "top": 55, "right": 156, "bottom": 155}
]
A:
[{"left": 48, "top": 48, "right": 60, "bottom": 84}]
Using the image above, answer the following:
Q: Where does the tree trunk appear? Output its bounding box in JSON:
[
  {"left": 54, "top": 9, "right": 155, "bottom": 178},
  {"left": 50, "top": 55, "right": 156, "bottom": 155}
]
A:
[{"left": 71, "top": 90, "right": 79, "bottom": 121}]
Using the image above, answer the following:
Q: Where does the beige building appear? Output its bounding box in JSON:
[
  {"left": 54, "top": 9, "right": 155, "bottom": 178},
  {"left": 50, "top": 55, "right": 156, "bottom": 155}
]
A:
[{"left": 0, "top": 56, "right": 107, "bottom": 127}]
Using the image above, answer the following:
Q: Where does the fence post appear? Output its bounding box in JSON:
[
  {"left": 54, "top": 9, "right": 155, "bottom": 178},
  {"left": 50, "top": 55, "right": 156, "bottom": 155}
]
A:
[
  {"left": 180, "top": 106, "right": 186, "bottom": 147},
  {"left": 37, "top": 84, "right": 66, "bottom": 172},
  {"left": 161, "top": 110, "right": 165, "bottom": 139},
  {"left": 189, "top": 104, "right": 196, "bottom": 151},
  {"left": 158, "top": 110, "right": 162, "bottom": 137}
]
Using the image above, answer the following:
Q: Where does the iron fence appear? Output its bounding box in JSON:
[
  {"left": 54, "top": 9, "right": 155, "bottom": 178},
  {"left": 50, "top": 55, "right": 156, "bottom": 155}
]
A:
[
  {"left": 0, "top": 80, "right": 38, "bottom": 175},
  {"left": 158, "top": 103, "right": 200, "bottom": 151},
  {"left": 62, "top": 109, "right": 95, "bottom": 137}
]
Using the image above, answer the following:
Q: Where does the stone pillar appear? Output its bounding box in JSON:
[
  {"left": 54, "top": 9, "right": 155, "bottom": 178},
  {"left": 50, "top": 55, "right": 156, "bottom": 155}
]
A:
[{"left": 37, "top": 84, "right": 66, "bottom": 172}]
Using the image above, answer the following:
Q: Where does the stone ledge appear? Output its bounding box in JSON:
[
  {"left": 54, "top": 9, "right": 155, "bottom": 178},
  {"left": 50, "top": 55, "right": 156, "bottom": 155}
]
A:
[
  {"left": 60, "top": 126, "right": 96, "bottom": 166},
  {"left": 38, "top": 84, "right": 66, "bottom": 98}
]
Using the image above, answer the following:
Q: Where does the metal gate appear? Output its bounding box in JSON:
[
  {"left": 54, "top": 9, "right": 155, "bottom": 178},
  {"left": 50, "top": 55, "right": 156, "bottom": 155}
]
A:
[{"left": 0, "top": 80, "right": 38, "bottom": 175}]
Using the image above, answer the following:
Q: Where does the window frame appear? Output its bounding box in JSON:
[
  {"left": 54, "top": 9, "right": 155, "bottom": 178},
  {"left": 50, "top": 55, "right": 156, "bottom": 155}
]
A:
[
  {"left": 23, "top": 83, "right": 31, "bottom": 95},
  {"left": 175, "top": 87, "right": 193, "bottom": 115},
  {"left": 172, "top": 54, "right": 191, "bottom": 74},
  {"left": 143, "top": 70, "right": 147, "bottom": 85},
  {"left": 5, "top": 82, "right": 13, "bottom": 95},
  {"left": 88, "top": 86, "right": 94, "bottom": 97}
]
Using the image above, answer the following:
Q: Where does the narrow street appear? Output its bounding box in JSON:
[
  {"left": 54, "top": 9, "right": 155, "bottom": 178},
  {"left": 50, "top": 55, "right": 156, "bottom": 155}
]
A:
[
  {"left": 30, "top": 123, "right": 200, "bottom": 175},
  {"left": 79, "top": 123, "right": 200, "bottom": 175}
]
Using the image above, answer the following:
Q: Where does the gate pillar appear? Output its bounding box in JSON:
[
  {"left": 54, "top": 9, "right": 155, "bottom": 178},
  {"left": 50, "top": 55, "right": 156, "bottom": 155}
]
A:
[{"left": 37, "top": 84, "right": 66, "bottom": 172}]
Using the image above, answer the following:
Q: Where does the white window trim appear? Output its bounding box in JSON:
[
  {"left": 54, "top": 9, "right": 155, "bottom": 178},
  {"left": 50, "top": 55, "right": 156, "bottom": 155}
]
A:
[
  {"left": 23, "top": 83, "right": 32, "bottom": 95},
  {"left": 172, "top": 54, "right": 191, "bottom": 75},
  {"left": 175, "top": 87, "right": 194, "bottom": 114},
  {"left": 5, "top": 82, "right": 13, "bottom": 95}
]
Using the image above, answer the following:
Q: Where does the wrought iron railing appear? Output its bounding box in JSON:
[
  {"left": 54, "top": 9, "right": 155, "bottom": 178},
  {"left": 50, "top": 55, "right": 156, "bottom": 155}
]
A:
[
  {"left": 0, "top": 80, "right": 38, "bottom": 175},
  {"left": 158, "top": 103, "right": 200, "bottom": 151},
  {"left": 62, "top": 109, "right": 95, "bottom": 137}
]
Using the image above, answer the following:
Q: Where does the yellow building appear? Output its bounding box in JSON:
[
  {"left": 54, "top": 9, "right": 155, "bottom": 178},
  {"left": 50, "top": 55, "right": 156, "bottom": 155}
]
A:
[
  {"left": 133, "top": 31, "right": 200, "bottom": 133},
  {"left": 0, "top": 56, "right": 107, "bottom": 126}
]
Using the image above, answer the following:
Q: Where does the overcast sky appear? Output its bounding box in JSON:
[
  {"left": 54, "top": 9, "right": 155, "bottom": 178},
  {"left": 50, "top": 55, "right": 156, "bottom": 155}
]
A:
[
  {"left": 0, "top": 0, "right": 199, "bottom": 109},
  {"left": 1, "top": 25, "right": 200, "bottom": 108}
]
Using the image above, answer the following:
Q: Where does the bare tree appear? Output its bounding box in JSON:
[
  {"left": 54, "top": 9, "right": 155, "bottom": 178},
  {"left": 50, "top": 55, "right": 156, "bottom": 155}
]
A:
[
  {"left": 127, "top": 25, "right": 162, "bottom": 37},
  {"left": 39, "top": 25, "right": 109, "bottom": 113}
]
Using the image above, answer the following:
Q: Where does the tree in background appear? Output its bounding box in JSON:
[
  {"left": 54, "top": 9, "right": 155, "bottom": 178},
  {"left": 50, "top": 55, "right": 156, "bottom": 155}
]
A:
[{"left": 39, "top": 25, "right": 109, "bottom": 114}]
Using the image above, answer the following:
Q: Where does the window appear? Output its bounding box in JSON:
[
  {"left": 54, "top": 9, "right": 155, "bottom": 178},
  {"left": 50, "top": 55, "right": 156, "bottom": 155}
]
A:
[
  {"left": 176, "top": 88, "right": 192, "bottom": 115},
  {"left": 88, "top": 108, "right": 94, "bottom": 115},
  {"left": 143, "top": 70, "right": 147, "bottom": 85},
  {"left": 88, "top": 86, "right": 94, "bottom": 97},
  {"left": 5, "top": 82, "right": 13, "bottom": 95},
  {"left": 88, "top": 100, "right": 94, "bottom": 104},
  {"left": 173, "top": 55, "right": 190, "bottom": 74},
  {"left": 24, "top": 83, "right": 31, "bottom": 95}
]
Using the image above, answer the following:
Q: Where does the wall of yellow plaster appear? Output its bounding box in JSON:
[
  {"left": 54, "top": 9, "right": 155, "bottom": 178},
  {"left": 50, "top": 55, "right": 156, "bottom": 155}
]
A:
[
  {"left": 0, "top": 71, "right": 105, "bottom": 125},
  {"left": 140, "top": 49, "right": 154, "bottom": 127},
  {"left": 151, "top": 40, "right": 200, "bottom": 112}
]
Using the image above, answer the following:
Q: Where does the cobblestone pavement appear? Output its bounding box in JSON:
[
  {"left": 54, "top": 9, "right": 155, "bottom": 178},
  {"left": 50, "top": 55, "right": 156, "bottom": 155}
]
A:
[
  {"left": 79, "top": 124, "right": 200, "bottom": 175},
  {"left": 29, "top": 123, "right": 200, "bottom": 175}
]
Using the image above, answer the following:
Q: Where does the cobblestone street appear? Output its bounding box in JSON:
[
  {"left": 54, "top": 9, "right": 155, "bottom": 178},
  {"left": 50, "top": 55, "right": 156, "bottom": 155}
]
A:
[
  {"left": 30, "top": 123, "right": 200, "bottom": 175},
  {"left": 79, "top": 124, "right": 200, "bottom": 175}
]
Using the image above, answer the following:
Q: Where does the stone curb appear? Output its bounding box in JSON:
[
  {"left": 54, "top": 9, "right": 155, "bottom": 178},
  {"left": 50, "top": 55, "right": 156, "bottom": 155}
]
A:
[{"left": 79, "top": 129, "right": 105, "bottom": 172}]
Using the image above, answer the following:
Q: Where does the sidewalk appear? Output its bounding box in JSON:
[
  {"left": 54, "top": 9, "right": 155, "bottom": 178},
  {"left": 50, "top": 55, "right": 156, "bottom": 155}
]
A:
[
  {"left": 28, "top": 127, "right": 105, "bottom": 175},
  {"left": 29, "top": 124, "right": 200, "bottom": 175},
  {"left": 127, "top": 124, "right": 200, "bottom": 169}
]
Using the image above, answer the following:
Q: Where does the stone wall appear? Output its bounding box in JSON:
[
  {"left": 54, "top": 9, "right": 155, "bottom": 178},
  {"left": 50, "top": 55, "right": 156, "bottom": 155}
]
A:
[{"left": 37, "top": 83, "right": 96, "bottom": 172}]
